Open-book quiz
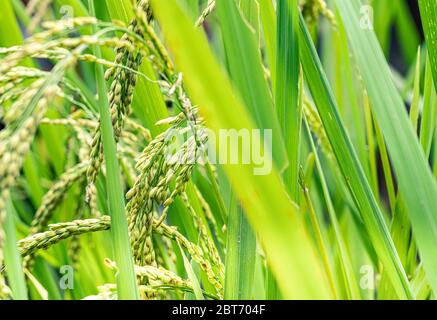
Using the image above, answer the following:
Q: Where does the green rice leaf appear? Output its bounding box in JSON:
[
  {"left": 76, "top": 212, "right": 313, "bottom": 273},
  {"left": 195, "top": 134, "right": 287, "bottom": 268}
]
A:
[
  {"left": 337, "top": 0, "right": 437, "bottom": 296},
  {"left": 216, "top": 0, "right": 288, "bottom": 172},
  {"left": 419, "top": 0, "right": 437, "bottom": 91},
  {"left": 178, "top": 243, "right": 204, "bottom": 300},
  {"left": 275, "top": 0, "right": 301, "bottom": 197},
  {"left": 224, "top": 195, "right": 256, "bottom": 299},
  {"left": 151, "top": 0, "right": 331, "bottom": 299},
  {"left": 304, "top": 119, "right": 361, "bottom": 300},
  {"left": 298, "top": 11, "right": 413, "bottom": 299},
  {"left": 4, "top": 199, "right": 28, "bottom": 300},
  {"left": 0, "top": 0, "right": 23, "bottom": 44},
  {"left": 259, "top": 0, "right": 277, "bottom": 88},
  {"left": 409, "top": 48, "right": 422, "bottom": 132}
]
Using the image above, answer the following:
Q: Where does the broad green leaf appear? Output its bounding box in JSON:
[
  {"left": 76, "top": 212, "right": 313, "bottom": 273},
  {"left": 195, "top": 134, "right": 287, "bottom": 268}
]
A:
[
  {"left": 224, "top": 194, "right": 256, "bottom": 299},
  {"left": 0, "top": 0, "right": 23, "bottom": 43},
  {"left": 102, "top": 0, "right": 133, "bottom": 22},
  {"left": 216, "top": 0, "right": 288, "bottom": 172},
  {"left": 409, "top": 48, "right": 422, "bottom": 132},
  {"left": 215, "top": 1, "right": 258, "bottom": 300},
  {"left": 181, "top": 0, "right": 200, "bottom": 19},
  {"left": 337, "top": 0, "right": 437, "bottom": 296},
  {"left": 299, "top": 158, "right": 339, "bottom": 299},
  {"left": 151, "top": 0, "right": 331, "bottom": 299},
  {"left": 304, "top": 120, "right": 361, "bottom": 300},
  {"left": 178, "top": 244, "right": 204, "bottom": 300},
  {"left": 239, "top": 0, "right": 261, "bottom": 36},
  {"left": 335, "top": 16, "right": 369, "bottom": 179},
  {"left": 259, "top": 0, "right": 276, "bottom": 88}
]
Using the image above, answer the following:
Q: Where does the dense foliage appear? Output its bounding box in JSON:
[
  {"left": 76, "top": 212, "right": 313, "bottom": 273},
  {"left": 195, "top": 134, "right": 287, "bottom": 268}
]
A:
[{"left": 0, "top": 0, "right": 436, "bottom": 300}]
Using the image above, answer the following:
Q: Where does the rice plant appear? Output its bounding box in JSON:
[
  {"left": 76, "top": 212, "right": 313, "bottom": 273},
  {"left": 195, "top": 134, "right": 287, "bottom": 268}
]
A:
[{"left": 0, "top": 0, "right": 436, "bottom": 300}]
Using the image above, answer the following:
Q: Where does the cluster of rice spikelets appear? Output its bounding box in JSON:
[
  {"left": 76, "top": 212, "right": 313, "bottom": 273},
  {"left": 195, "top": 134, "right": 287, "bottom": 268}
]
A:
[{"left": 0, "top": 0, "right": 227, "bottom": 300}]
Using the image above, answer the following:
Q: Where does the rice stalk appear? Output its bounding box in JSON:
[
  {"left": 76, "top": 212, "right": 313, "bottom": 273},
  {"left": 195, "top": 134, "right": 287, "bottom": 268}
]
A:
[{"left": 19, "top": 216, "right": 111, "bottom": 257}]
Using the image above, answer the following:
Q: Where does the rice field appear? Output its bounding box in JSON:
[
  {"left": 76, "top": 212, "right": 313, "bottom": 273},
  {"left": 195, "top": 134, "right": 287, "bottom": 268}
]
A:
[{"left": 0, "top": 0, "right": 436, "bottom": 300}]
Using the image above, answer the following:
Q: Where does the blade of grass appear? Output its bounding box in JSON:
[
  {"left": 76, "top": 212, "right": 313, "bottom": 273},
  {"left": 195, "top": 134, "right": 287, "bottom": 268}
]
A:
[
  {"left": 363, "top": 92, "right": 378, "bottom": 196},
  {"left": 409, "top": 48, "right": 422, "bottom": 132},
  {"left": 298, "top": 11, "right": 413, "bottom": 299},
  {"left": 419, "top": 0, "right": 437, "bottom": 91},
  {"left": 336, "top": 17, "right": 369, "bottom": 176},
  {"left": 420, "top": 54, "right": 437, "bottom": 157},
  {"left": 102, "top": 0, "right": 132, "bottom": 22},
  {"left": 373, "top": 116, "right": 396, "bottom": 214},
  {"left": 88, "top": 0, "right": 139, "bottom": 300},
  {"left": 204, "top": 162, "right": 227, "bottom": 226},
  {"left": 259, "top": 0, "right": 276, "bottom": 88},
  {"left": 372, "top": 0, "right": 395, "bottom": 57},
  {"left": 181, "top": 0, "right": 200, "bottom": 20},
  {"left": 276, "top": 0, "right": 301, "bottom": 197},
  {"left": 259, "top": 0, "right": 281, "bottom": 298},
  {"left": 299, "top": 167, "right": 339, "bottom": 299},
  {"left": 337, "top": 0, "right": 437, "bottom": 295},
  {"left": 434, "top": 129, "right": 437, "bottom": 179},
  {"left": 216, "top": 0, "right": 275, "bottom": 300},
  {"left": 411, "top": 263, "right": 432, "bottom": 299},
  {"left": 178, "top": 244, "right": 204, "bottom": 300},
  {"left": 269, "top": 0, "right": 304, "bottom": 290},
  {"left": 4, "top": 199, "right": 28, "bottom": 300},
  {"left": 31, "top": 258, "right": 62, "bottom": 300},
  {"left": 151, "top": 0, "right": 331, "bottom": 299},
  {"left": 224, "top": 193, "right": 256, "bottom": 299},
  {"left": 216, "top": 0, "right": 288, "bottom": 172},
  {"left": 0, "top": 0, "right": 23, "bottom": 44},
  {"left": 239, "top": 0, "right": 261, "bottom": 37},
  {"left": 303, "top": 119, "right": 361, "bottom": 300}
]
